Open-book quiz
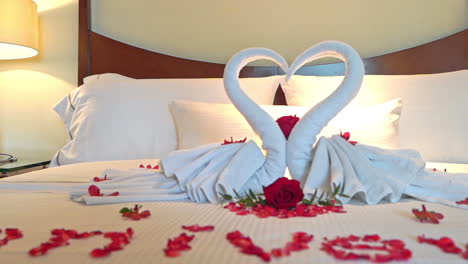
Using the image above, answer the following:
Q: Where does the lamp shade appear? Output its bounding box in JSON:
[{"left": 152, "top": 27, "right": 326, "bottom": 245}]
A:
[{"left": 0, "top": 0, "right": 38, "bottom": 60}]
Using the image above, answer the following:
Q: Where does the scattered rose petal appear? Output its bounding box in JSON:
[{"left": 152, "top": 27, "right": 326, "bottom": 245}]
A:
[
  {"left": 91, "top": 228, "right": 134, "bottom": 258},
  {"left": 417, "top": 235, "right": 467, "bottom": 259},
  {"left": 182, "top": 225, "right": 215, "bottom": 232},
  {"left": 88, "top": 185, "right": 120, "bottom": 197},
  {"left": 120, "top": 205, "right": 151, "bottom": 221},
  {"left": 224, "top": 201, "right": 345, "bottom": 219},
  {"left": 412, "top": 204, "right": 444, "bottom": 224},
  {"left": 29, "top": 229, "right": 104, "bottom": 257},
  {"left": 321, "top": 234, "right": 411, "bottom": 263},
  {"left": 164, "top": 232, "right": 195, "bottom": 257},
  {"left": 139, "top": 164, "right": 160, "bottom": 170},
  {"left": 226, "top": 230, "right": 313, "bottom": 262},
  {"left": 456, "top": 197, "right": 468, "bottom": 205},
  {"left": 0, "top": 228, "right": 23, "bottom": 249},
  {"left": 93, "top": 174, "right": 109, "bottom": 182},
  {"left": 88, "top": 185, "right": 101, "bottom": 196},
  {"left": 340, "top": 131, "right": 358, "bottom": 145},
  {"left": 223, "top": 137, "right": 247, "bottom": 145}
]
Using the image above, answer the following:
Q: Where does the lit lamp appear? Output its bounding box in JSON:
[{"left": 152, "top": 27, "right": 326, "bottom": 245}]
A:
[
  {"left": 0, "top": 0, "right": 38, "bottom": 164},
  {"left": 0, "top": 0, "right": 38, "bottom": 60}
]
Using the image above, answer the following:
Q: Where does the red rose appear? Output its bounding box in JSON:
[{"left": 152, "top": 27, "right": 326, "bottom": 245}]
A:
[
  {"left": 264, "top": 177, "right": 304, "bottom": 209},
  {"left": 276, "top": 115, "right": 300, "bottom": 139}
]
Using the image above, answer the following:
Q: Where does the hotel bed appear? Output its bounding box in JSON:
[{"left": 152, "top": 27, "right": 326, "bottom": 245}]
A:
[{"left": 0, "top": 0, "right": 467, "bottom": 263}]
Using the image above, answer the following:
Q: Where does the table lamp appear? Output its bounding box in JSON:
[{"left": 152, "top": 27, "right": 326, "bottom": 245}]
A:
[{"left": 0, "top": 0, "right": 39, "bottom": 164}]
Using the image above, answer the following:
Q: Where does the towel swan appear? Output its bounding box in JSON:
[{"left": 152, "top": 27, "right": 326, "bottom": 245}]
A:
[
  {"left": 70, "top": 48, "right": 288, "bottom": 205},
  {"left": 285, "top": 41, "right": 468, "bottom": 208}
]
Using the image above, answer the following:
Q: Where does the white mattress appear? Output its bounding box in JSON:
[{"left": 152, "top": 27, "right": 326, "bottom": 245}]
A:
[{"left": 0, "top": 160, "right": 467, "bottom": 263}]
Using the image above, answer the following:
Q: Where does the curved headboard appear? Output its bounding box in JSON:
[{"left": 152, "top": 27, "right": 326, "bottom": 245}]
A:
[{"left": 78, "top": 0, "right": 466, "bottom": 104}]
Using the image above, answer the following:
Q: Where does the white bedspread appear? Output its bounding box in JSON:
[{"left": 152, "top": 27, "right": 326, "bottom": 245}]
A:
[{"left": 0, "top": 160, "right": 467, "bottom": 263}]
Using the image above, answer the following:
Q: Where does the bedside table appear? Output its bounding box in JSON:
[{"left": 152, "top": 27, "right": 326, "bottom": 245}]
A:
[{"left": 0, "top": 159, "right": 51, "bottom": 178}]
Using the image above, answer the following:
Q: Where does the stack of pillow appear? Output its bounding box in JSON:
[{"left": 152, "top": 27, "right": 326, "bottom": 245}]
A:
[{"left": 52, "top": 70, "right": 468, "bottom": 166}]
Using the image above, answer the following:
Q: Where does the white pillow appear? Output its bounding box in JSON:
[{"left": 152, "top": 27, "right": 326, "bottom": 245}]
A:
[
  {"left": 281, "top": 70, "right": 468, "bottom": 163},
  {"left": 50, "top": 75, "right": 284, "bottom": 166},
  {"left": 170, "top": 99, "right": 402, "bottom": 150},
  {"left": 53, "top": 73, "right": 135, "bottom": 140}
]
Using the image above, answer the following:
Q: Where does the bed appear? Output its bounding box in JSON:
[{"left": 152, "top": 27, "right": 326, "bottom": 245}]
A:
[{"left": 0, "top": 0, "right": 467, "bottom": 263}]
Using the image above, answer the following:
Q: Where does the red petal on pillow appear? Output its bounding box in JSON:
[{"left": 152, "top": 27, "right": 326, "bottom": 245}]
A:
[
  {"left": 139, "top": 164, "right": 145, "bottom": 168},
  {"left": 88, "top": 185, "right": 101, "bottom": 196},
  {"left": 108, "top": 192, "right": 120, "bottom": 197},
  {"left": 153, "top": 165, "right": 160, "bottom": 169},
  {"left": 146, "top": 165, "right": 152, "bottom": 169}
]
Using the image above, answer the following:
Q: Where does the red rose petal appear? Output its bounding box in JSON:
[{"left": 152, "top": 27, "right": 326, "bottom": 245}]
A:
[
  {"left": 163, "top": 232, "right": 197, "bottom": 258},
  {"left": 29, "top": 228, "right": 131, "bottom": 258},
  {"left": 164, "top": 248, "right": 181, "bottom": 257},
  {"left": 412, "top": 204, "right": 444, "bottom": 224},
  {"left": 139, "top": 210, "right": 151, "bottom": 218},
  {"left": 456, "top": 197, "right": 468, "bottom": 205},
  {"left": 222, "top": 137, "right": 248, "bottom": 145},
  {"left": 182, "top": 225, "right": 214, "bottom": 232},
  {"left": 321, "top": 235, "right": 411, "bottom": 263},
  {"left": 227, "top": 231, "right": 313, "bottom": 262},
  {"left": 90, "top": 248, "right": 111, "bottom": 258},
  {"left": 418, "top": 235, "right": 466, "bottom": 258},
  {"left": 88, "top": 185, "right": 101, "bottom": 196}
]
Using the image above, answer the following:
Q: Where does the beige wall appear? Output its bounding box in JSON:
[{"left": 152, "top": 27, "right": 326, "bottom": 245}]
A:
[
  {"left": 93, "top": 0, "right": 466, "bottom": 63},
  {"left": 0, "top": 0, "right": 77, "bottom": 159},
  {"left": 0, "top": 0, "right": 466, "bottom": 160}
]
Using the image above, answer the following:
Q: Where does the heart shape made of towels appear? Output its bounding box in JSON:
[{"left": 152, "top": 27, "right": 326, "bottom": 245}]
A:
[{"left": 223, "top": 41, "right": 365, "bottom": 182}]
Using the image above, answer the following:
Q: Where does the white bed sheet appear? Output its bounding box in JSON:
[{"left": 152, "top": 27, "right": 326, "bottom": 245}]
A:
[{"left": 0, "top": 160, "right": 467, "bottom": 264}]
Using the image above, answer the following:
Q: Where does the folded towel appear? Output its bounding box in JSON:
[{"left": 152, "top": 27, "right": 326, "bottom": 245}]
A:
[
  {"left": 69, "top": 140, "right": 277, "bottom": 205},
  {"left": 302, "top": 135, "right": 468, "bottom": 208},
  {"left": 69, "top": 47, "right": 289, "bottom": 206},
  {"left": 69, "top": 168, "right": 188, "bottom": 205},
  {"left": 286, "top": 41, "right": 365, "bottom": 182}
]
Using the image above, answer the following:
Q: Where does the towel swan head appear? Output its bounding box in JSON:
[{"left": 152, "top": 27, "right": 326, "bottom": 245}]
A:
[
  {"left": 223, "top": 48, "right": 289, "bottom": 180},
  {"left": 285, "top": 41, "right": 365, "bottom": 182}
]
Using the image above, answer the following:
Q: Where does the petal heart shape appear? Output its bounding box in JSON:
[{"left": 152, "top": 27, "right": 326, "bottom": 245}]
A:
[{"left": 226, "top": 230, "right": 314, "bottom": 261}]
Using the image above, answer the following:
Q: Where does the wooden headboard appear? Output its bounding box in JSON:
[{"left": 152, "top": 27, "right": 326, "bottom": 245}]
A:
[{"left": 78, "top": 0, "right": 466, "bottom": 104}]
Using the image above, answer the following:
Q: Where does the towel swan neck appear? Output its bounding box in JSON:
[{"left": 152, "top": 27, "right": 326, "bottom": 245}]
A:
[
  {"left": 286, "top": 41, "right": 365, "bottom": 182},
  {"left": 223, "top": 48, "right": 289, "bottom": 178}
]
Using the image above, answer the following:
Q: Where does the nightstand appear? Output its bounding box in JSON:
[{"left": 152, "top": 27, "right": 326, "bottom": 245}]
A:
[{"left": 0, "top": 159, "right": 51, "bottom": 178}]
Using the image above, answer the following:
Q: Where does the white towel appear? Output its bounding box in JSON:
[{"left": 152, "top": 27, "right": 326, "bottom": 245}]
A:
[
  {"left": 69, "top": 168, "right": 188, "bottom": 205},
  {"left": 69, "top": 140, "right": 277, "bottom": 205},
  {"left": 301, "top": 135, "right": 468, "bottom": 208},
  {"left": 285, "top": 41, "right": 365, "bottom": 182},
  {"left": 163, "top": 140, "right": 268, "bottom": 203},
  {"left": 283, "top": 41, "right": 468, "bottom": 209},
  {"left": 70, "top": 47, "right": 289, "bottom": 205}
]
